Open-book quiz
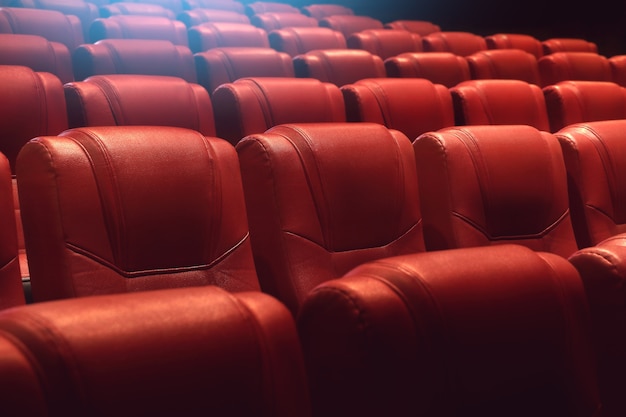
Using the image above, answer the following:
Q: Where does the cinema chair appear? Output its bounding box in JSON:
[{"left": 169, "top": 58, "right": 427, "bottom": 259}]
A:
[
  {"left": 9, "top": 0, "right": 99, "bottom": 40},
  {"left": 609, "top": 55, "right": 626, "bottom": 87},
  {"left": 119, "top": 0, "right": 184, "bottom": 15},
  {"left": 384, "top": 51, "right": 471, "bottom": 87},
  {"left": 422, "top": 31, "right": 488, "bottom": 56},
  {"left": 538, "top": 52, "right": 612, "bottom": 87},
  {"left": 485, "top": 33, "right": 544, "bottom": 58},
  {"left": 347, "top": 29, "right": 422, "bottom": 60},
  {"left": 89, "top": 15, "right": 189, "bottom": 45},
  {"left": 177, "top": 8, "right": 250, "bottom": 27},
  {"left": 301, "top": 4, "right": 353, "bottom": 20},
  {"left": 383, "top": 19, "right": 441, "bottom": 36},
  {"left": 318, "top": 14, "right": 383, "bottom": 39},
  {"left": 183, "top": 0, "right": 245, "bottom": 13},
  {"left": 293, "top": 49, "right": 386, "bottom": 86},
  {"left": 99, "top": 2, "right": 176, "bottom": 18},
  {"left": 542, "top": 37, "right": 598, "bottom": 55},
  {"left": 188, "top": 22, "right": 269, "bottom": 53},
  {"left": 245, "top": 1, "right": 300, "bottom": 16},
  {"left": 250, "top": 12, "right": 318, "bottom": 32},
  {"left": 268, "top": 26, "right": 346, "bottom": 57},
  {"left": 466, "top": 49, "right": 541, "bottom": 85}
]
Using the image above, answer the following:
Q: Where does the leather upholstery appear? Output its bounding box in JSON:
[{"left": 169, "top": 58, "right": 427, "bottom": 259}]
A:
[
  {"left": 383, "top": 19, "right": 441, "bottom": 35},
  {"left": 347, "top": 29, "right": 423, "bottom": 60},
  {"left": 188, "top": 22, "right": 269, "bottom": 53},
  {"left": 99, "top": 2, "right": 177, "bottom": 19},
  {"left": 183, "top": 0, "right": 246, "bottom": 13},
  {"left": 384, "top": 51, "right": 471, "bottom": 87},
  {"left": 485, "top": 33, "right": 544, "bottom": 58},
  {"left": 11, "top": 0, "right": 99, "bottom": 40},
  {"left": 64, "top": 74, "right": 216, "bottom": 135},
  {"left": 542, "top": 37, "right": 598, "bottom": 55},
  {"left": 609, "top": 55, "right": 626, "bottom": 87},
  {"left": 341, "top": 78, "right": 454, "bottom": 140},
  {"left": 72, "top": 39, "right": 197, "bottom": 82},
  {"left": 89, "top": 15, "right": 189, "bottom": 45},
  {"left": 17, "top": 126, "right": 260, "bottom": 301},
  {"left": 212, "top": 77, "right": 345, "bottom": 145},
  {"left": 466, "top": 49, "right": 541, "bottom": 85},
  {"left": 121, "top": 0, "right": 184, "bottom": 15},
  {"left": 293, "top": 49, "right": 386, "bottom": 86},
  {"left": 178, "top": 8, "right": 249, "bottom": 27},
  {"left": 245, "top": 1, "right": 300, "bottom": 16},
  {"left": 250, "top": 12, "right": 318, "bottom": 32},
  {"left": 298, "top": 244, "right": 601, "bottom": 417},
  {"left": 268, "top": 26, "right": 347, "bottom": 57},
  {"left": 236, "top": 122, "right": 424, "bottom": 314},
  {"left": 318, "top": 15, "right": 383, "bottom": 39},
  {"left": 450, "top": 79, "right": 550, "bottom": 130},
  {"left": 194, "top": 47, "right": 294, "bottom": 95},
  {"left": 413, "top": 125, "right": 578, "bottom": 257},
  {"left": 538, "top": 52, "right": 612, "bottom": 87},
  {"left": 422, "top": 31, "right": 488, "bottom": 56},
  {"left": 301, "top": 4, "right": 353, "bottom": 20}
]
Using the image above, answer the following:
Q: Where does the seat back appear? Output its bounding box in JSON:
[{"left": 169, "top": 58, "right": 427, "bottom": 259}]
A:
[
  {"left": 301, "top": 4, "right": 353, "bottom": 20},
  {"left": 183, "top": 0, "right": 245, "bottom": 13},
  {"left": 268, "top": 26, "right": 346, "bottom": 57},
  {"left": 347, "top": 29, "right": 422, "bottom": 60},
  {"left": 72, "top": 39, "right": 197, "bottom": 82},
  {"left": 245, "top": 1, "right": 300, "bottom": 16},
  {"left": 120, "top": 0, "right": 184, "bottom": 15},
  {"left": 450, "top": 79, "right": 550, "bottom": 130},
  {"left": 236, "top": 122, "right": 424, "bottom": 314},
  {"left": 250, "top": 12, "right": 318, "bottom": 32},
  {"left": 342, "top": 78, "right": 454, "bottom": 140},
  {"left": 177, "top": 8, "right": 250, "bottom": 27},
  {"left": 188, "top": 22, "right": 269, "bottom": 53},
  {"left": 293, "top": 49, "right": 386, "bottom": 86},
  {"left": 609, "top": 55, "right": 626, "bottom": 87},
  {"left": 422, "top": 31, "right": 487, "bottom": 56},
  {"left": 12, "top": 0, "right": 99, "bottom": 40},
  {"left": 413, "top": 125, "right": 577, "bottom": 257},
  {"left": 99, "top": 2, "right": 177, "bottom": 19},
  {"left": 544, "top": 80, "right": 626, "bottom": 132},
  {"left": 538, "top": 52, "right": 612, "bottom": 87},
  {"left": 383, "top": 19, "right": 441, "bottom": 36},
  {"left": 194, "top": 47, "right": 294, "bottom": 94},
  {"left": 298, "top": 244, "right": 601, "bottom": 417},
  {"left": 318, "top": 14, "right": 383, "bottom": 39},
  {"left": 485, "top": 33, "right": 544, "bottom": 58},
  {"left": 212, "top": 77, "right": 345, "bottom": 145},
  {"left": 64, "top": 75, "right": 216, "bottom": 135},
  {"left": 89, "top": 15, "right": 188, "bottom": 45},
  {"left": 542, "top": 37, "right": 598, "bottom": 55},
  {"left": 466, "top": 49, "right": 541, "bottom": 85},
  {"left": 17, "top": 126, "right": 260, "bottom": 301},
  {"left": 384, "top": 51, "right": 471, "bottom": 87}
]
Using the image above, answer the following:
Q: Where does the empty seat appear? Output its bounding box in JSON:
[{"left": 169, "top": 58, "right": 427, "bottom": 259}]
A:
[
  {"left": 177, "top": 8, "right": 250, "bottom": 27},
  {"left": 10, "top": 0, "right": 99, "bottom": 40},
  {"left": 245, "top": 1, "right": 300, "bottom": 16},
  {"left": 194, "top": 47, "right": 294, "bottom": 95},
  {"left": 236, "top": 122, "right": 424, "bottom": 314},
  {"left": 422, "top": 31, "right": 488, "bottom": 56},
  {"left": 99, "top": 2, "right": 177, "bottom": 18},
  {"left": 17, "top": 126, "right": 260, "bottom": 301},
  {"left": 383, "top": 19, "right": 441, "bottom": 36},
  {"left": 188, "top": 22, "right": 269, "bottom": 53},
  {"left": 384, "top": 51, "right": 471, "bottom": 88},
  {"left": 544, "top": 80, "right": 626, "bottom": 132},
  {"left": 72, "top": 39, "right": 196, "bottom": 82},
  {"left": 183, "top": 0, "right": 245, "bottom": 13},
  {"left": 301, "top": 3, "right": 353, "bottom": 20},
  {"left": 347, "top": 29, "right": 422, "bottom": 60},
  {"left": 608, "top": 55, "right": 626, "bottom": 87},
  {"left": 64, "top": 74, "right": 216, "bottom": 135},
  {"left": 251, "top": 12, "right": 318, "bottom": 31},
  {"left": 120, "top": 0, "right": 184, "bottom": 15},
  {"left": 268, "top": 26, "right": 346, "bottom": 57},
  {"left": 89, "top": 15, "right": 189, "bottom": 45},
  {"left": 0, "top": 33, "right": 74, "bottom": 83},
  {"left": 538, "top": 52, "right": 612, "bottom": 87},
  {"left": 298, "top": 244, "right": 601, "bottom": 417},
  {"left": 542, "top": 37, "right": 598, "bottom": 55},
  {"left": 212, "top": 77, "right": 345, "bottom": 145},
  {"left": 413, "top": 125, "right": 578, "bottom": 256},
  {"left": 450, "top": 79, "right": 550, "bottom": 130},
  {"left": 0, "top": 285, "right": 311, "bottom": 416},
  {"left": 342, "top": 78, "right": 454, "bottom": 140},
  {"left": 293, "top": 49, "right": 386, "bottom": 86},
  {"left": 318, "top": 15, "right": 383, "bottom": 39},
  {"left": 485, "top": 33, "right": 544, "bottom": 58},
  {"left": 466, "top": 49, "right": 541, "bottom": 85}
]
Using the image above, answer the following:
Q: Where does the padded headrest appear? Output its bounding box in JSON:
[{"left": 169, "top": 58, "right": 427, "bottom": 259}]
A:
[
  {"left": 538, "top": 52, "right": 612, "bottom": 87},
  {"left": 466, "top": 49, "right": 541, "bottom": 85},
  {"left": 89, "top": 15, "right": 188, "bottom": 45},
  {"left": 346, "top": 29, "right": 423, "bottom": 60},
  {"left": 301, "top": 4, "right": 353, "bottom": 20},
  {"left": 99, "top": 2, "right": 176, "bottom": 18},
  {"left": 268, "top": 26, "right": 347, "bottom": 57},
  {"left": 177, "top": 8, "right": 250, "bottom": 27},
  {"left": 542, "top": 37, "right": 598, "bottom": 55},
  {"left": 318, "top": 14, "right": 383, "bottom": 38},
  {"left": 245, "top": 1, "right": 300, "bottom": 16},
  {"left": 485, "top": 33, "right": 544, "bottom": 58},
  {"left": 422, "top": 31, "right": 487, "bottom": 56},
  {"left": 293, "top": 49, "right": 386, "bottom": 86},
  {"left": 384, "top": 52, "right": 471, "bottom": 88},
  {"left": 383, "top": 19, "right": 441, "bottom": 36},
  {"left": 188, "top": 22, "right": 269, "bottom": 52},
  {"left": 250, "top": 12, "right": 318, "bottom": 31}
]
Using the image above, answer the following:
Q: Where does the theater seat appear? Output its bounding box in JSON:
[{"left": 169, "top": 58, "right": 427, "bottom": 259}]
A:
[
  {"left": 384, "top": 51, "right": 471, "bottom": 87},
  {"left": 188, "top": 22, "right": 269, "bottom": 53},
  {"left": 293, "top": 49, "right": 386, "bottom": 86},
  {"left": 609, "top": 55, "right": 626, "bottom": 87},
  {"left": 194, "top": 47, "right": 294, "bottom": 95},
  {"left": 298, "top": 244, "right": 601, "bottom": 417},
  {"left": 341, "top": 78, "right": 454, "bottom": 140},
  {"left": 72, "top": 39, "right": 197, "bottom": 82},
  {"left": 212, "top": 77, "right": 345, "bottom": 144},
  {"left": 0, "top": 285, "right": 311, "bottom": 416},
  {"left": 538, "top": 52, "right": 612, "bottom": 87},
  {"left": 268, "top": 26, "right": 346, "bottom": 57},
  {"left": 250, "top": 12, "right": 318, "bottom": 32},
  {"left": 485, "top": 33, "right": 544, "bottom": 58},
  {"left": 466, "top": 49, "right": 541, "bottom": 85},
  {"left": 422, "top": 31, "right": 487, "bottom": 56},
  {"left": 318, "top": 14, "right": 383, "bottom": 39},
  {"left": 99, "top": 2, "right": 177, "bottom": 18},
  {"left": 121, "top": 0, "right": 184, "bottom": 15},
  {"left": 347, "top": 29, "right": 422, "bottom": 60},
  {"left": 301, "top": 4, "right": 353, "bottom": 20},
  {"left": 245, "top": 1, "right": 300, "bottom": 16},
  {"left": 17, "top": 126, "right": 260, "bottom": 301},
  {"left": 177, "top": 8, "right": 250, "bottom": 27},
  {"left": 89, "top": 15, "right": 189, "bottom": 45},
  {"left": 236, "top": 122, "right": 424, "bottom": 314},
  {"left": 542, "top": 37, "right": 598, "bottom": 55},
  {"left": 64, "top": 75, "right": 216, "bottom": 135},
  {"left": 11, "top": 0, "right": 99, "bottom": 40},
  {"left": 183, "top": 0, "right": 246, "bottom": 13},
  {"left": 450, "top": 79, "right": 550, "bottom": 130},
  {"left": 413, "top": 125, "right": 578, "bottom": 257},
  {"left": 383, "top": 19, "right": 441, "bottom": 36}
]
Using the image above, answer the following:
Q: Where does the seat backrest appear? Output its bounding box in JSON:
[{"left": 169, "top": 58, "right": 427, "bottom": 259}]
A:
[
  {"left": 183, "top": 0, "right": 245, "bottom": 13},
  {"left": 236, "top": 122, "right": 424, "bottom": 314},
  {"left": 293, "top": 49, "right": 386, "bottom": 86},
  {"left": 466, "top": 49, "right": 541, "bottom": 85},
  {"left": 301, "top": 3, "right": 353, "bottom": 20},
  {"left": 422, "top": 31, "right": 487, "bottom": 56},
  {"left": 485, "top": 33, "right": 544, "bottom": 58},
  {"left": 342, "top": 78, "right": 454, "bottom": 140},
  {"left": 245, "top": 1, "right": 300, "bottom": 16},
  {"left": 64, "top": 74, "right": 216, "bottom": 135},
  {"left": 542, "top": 37, "right": 598, "bottom": 55},
  {"left": 99, "top": 2, "right": 177, "bottom": 19},
  {"left": 450, "top": 79, "right": 550, "bottom": 130},
  {"left": 543, "top": 80, "right": 626, "bottom": 132},
  {"left": 250, "top": 12, "right": 318, "bottom": 32},
  {"left": 538, "top": 52, "right": 612, "bottom": 87},
  {"left": 384, "top": 51, "right": 471, "bottom": 88},
  {"left": 177, "top": 8, "right": 250, "bottom": 27},
  {"left": 0, "top": 285, "right": 312, "bottom": 416},
  {"left": 609, "top": 55, "right": 626, "bottom": 87},
  {"left": 89, "top": 15, "right": 189, "bottom": 45},
  {"left": 212, "top": 77, "right": 345, "bottom": 145},
  {"left": 0, "top": 33, "right": 74, "bottom": 83},
  {"left": 555, "top": 120, "right": 626, "bottom": 248},
  {"left": 413, "top": 125, "right": 577, "bottom": 256},
  {"left": 383, "top": 19, "right": 441, "bottom": 36},
  {"left": 122, "top": 0, "right": 184, "bottom": 15},
  {"left": 0, "top": 6, "right": 84, "bottom": 51},
  {"left": 17, "top": 126, "right": 260, "bottom": 301},
  {"left": 188, "top": 22, "right": 269, "bottom": 53},
  {"left": 298, "top": 244, "right": 601, "bottom": 417},
  {"left": 72, "top": 39, "right": 197, "bottom": 82},
  {"left": 268, "top": 26, "right": 346, "bottom": 57},
  {"left": 318, "top": 14, "right": 383, "bottom": 39},
  {"left": 347, "top": 29, "right": 422, "bottom": 60},
  {"left": 12, "top": 0, "right": 99, "bottom": 40},
  {"left": 194, "top": 47, "right": 294, "bottom": 95}
]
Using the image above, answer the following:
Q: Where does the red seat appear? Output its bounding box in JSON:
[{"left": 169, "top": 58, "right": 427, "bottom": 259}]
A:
[
  {"left": 99, "top": 2, "right": 176, "bottom": 19},
  {"left": 347, "top": 29, "right": 422, "bottom": 60},
  {"left": 89, "top": 15, "right": 188, "bottom": 45},
  {"left": 17, "top": 126, "right": 260, "bottom": 301},
  {"left": 413, "top": 125, "right": 578, "bottom": 257},
  {"left": 542, "top": 37, "right": 598, "bottom": 55},
  {"left": 183, "top": 0, "right": 245, "bottom": 13},
  {"left": 466, "top": 49, "right": 541, "bottom": 85},
  {"left": 609, "top": 55, "right": 626, "bottom": 87},
  {"left": 384, "top": 51, "right": 471, "bottom": 88},
  {"left": 118, "top": 0, "right": 184, "bottom": 15},
  {"left": 177, "top": 8, "right": 250, "bottom": 27},
  {"left": 538, "top": 52, "right": 612, "bottom": 87},
  {"left": 250, "top": 12, "right": 318, "bottom": 32},
  {"left": 298, "top": 244, "right": 601, "bottom": 417},
  {"left": 342, "top": 78, "right": 454, "bottom": 140},
  {"left": 212, "top": 77, "right": 345, "bottom": 145},
  {"left": 268, "top": 26, "right": 346, "bottom": 57},
  {"left": 188, "top": 22, "right": 269, "bottom": 53},
  {"left": 485, "top": 33, "right": 544, "bottom": 58},
  {"left": 293, "top": 49, "right": 386, "bottom": 86},
  {"left": 236, "top": 122, "right": 424, "bottom": 314},
  {"left": 301, "top": 3, "right": 353, "bottom": 20},
  {"left": 383, "top": 19, "right": 441, "bottom": 36},
  {"left": 422, "top": 31, "right": 487, "bottom": 56},
  {"left": 245, "top": 1, "right": 300, "bottom": 16},
  {"left": 318, "top": 15, "right": 383, "bottom": 39}
]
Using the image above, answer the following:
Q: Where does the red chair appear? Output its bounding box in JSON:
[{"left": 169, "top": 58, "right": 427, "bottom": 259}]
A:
[
  {"left": 347, "top": 29, "right": 422, "bottom": 60},
  {"left": 183, "top": 0, "right": 245, "bottom": 13},
  {"left": 466, "top": 49, "right": 541, "bottom": 85},
  {"left": 422, "top": 31, "right": 487, "bottom": 56},
  {"left": 538, "top": 52, "right": 612, "bottom": 87},
  {"left": 293, "top": 49, "right": 386, "bottom": 86},
  {"left": 188, "top": 22, "right": 269, "bottom": 53},
  {"left": 268, "top": 26, "right": 346, "bottom": 57},
  {"left": 89, "top": 15, "right": 188, "bottom": 45},
  {"left": 177, "top": 8, "right": 249, "bottom": 27},
  {"left": 99, "top": 2, "right": 176, "bottom": 18},
  {"left": 385, "top": 52, "right": 471, "bottom": 88},
  {"left": 301, "top": 3, "right": 353, "bottom": 20},
  {"left": 542, "top": 37, "right": 598, "bottom": 55},
  {"left": 383, "top": 19, "right": 440, "bottom": 36},
  {"left": 119, "top": 0, "right": 184, "bottom": 15},
  {"left": 318, "top": 14, "right": 383, "bottom": 39},
  {"left": 250, "top": 12, "right": 318, "bottom": 32},
  {"left": 245, "top": 1, "right": 300, "bottom": 16},
  {"left": 609, "top": 55, "right": 626, "bottom": 87},
  {"left": 485, "top": 33, "right": 544, "bottom": 58}
]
